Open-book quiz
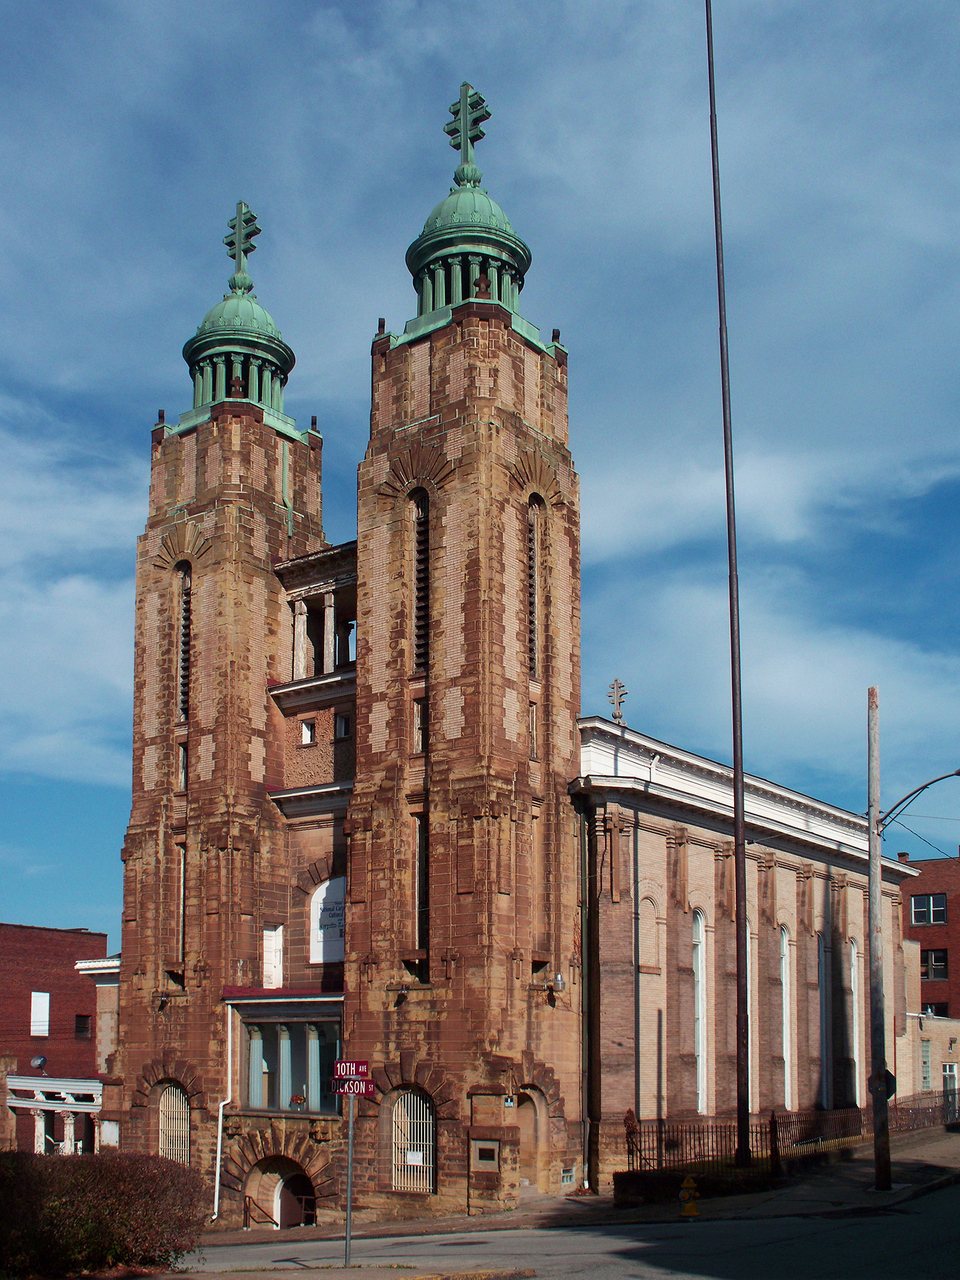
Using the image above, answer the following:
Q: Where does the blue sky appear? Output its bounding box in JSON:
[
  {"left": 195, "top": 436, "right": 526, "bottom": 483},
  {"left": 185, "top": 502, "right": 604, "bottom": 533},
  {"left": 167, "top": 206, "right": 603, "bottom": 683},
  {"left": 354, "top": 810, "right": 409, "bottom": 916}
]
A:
[{"left": 3, "top": 1, "right": 960, "bottom": 949}]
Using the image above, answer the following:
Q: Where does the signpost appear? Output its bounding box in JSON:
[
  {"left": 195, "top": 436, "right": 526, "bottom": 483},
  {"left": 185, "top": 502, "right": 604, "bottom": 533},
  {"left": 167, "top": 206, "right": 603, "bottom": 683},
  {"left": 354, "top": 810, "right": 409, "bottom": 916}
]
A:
[{"left": 332, "top": 1060, "right": 372, "bottom": 1265}]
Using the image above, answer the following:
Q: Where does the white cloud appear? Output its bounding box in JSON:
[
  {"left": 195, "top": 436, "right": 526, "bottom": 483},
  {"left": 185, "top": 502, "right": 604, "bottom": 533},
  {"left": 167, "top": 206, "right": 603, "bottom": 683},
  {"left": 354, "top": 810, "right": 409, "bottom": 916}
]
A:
[
  {"left": 583, "top": 568, "right": 960, "bottom": 822},
  {"left": 0, "top": 418, "right": 140, "bottom": 785}
]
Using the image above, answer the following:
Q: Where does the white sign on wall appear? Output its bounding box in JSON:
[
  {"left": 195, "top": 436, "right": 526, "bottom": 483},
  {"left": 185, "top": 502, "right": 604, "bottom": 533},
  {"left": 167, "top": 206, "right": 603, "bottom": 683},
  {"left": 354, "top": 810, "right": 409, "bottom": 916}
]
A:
[{"left": 310, "top": 875, "right": 346, "bottom": 964}]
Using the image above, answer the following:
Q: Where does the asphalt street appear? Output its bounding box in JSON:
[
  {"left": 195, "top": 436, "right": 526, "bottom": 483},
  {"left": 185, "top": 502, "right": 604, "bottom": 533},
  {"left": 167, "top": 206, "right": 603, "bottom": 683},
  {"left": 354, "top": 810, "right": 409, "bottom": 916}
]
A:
[{"left": 181, "top": 1181, "right": 960, "bottom": 1279}]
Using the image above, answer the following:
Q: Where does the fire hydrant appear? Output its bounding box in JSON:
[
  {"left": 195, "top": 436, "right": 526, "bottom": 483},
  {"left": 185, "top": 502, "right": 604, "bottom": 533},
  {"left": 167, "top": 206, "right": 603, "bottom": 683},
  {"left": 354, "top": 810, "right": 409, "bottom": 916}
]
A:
[{"left": 679, "top": 1174, "right": 700, "bottom": 1219}]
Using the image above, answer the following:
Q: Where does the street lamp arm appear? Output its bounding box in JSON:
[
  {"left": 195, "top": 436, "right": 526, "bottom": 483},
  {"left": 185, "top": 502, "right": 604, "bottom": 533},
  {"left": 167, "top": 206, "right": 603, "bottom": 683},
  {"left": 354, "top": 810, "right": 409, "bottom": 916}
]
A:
[{"left": 877, "top": 769, "right": 960, "bottom": 833}]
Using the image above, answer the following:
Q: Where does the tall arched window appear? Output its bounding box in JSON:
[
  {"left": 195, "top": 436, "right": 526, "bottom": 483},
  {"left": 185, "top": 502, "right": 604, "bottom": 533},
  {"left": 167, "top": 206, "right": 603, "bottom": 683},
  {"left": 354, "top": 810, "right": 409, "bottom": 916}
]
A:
[
  {"left": 175, "top": 562, "right": 192, "bottom": 722},
  {"left": 817, "top": 932, "right": 832, "bottom": 1108},
  {"left": 158, "top": 1083, "right": 190, "bottom": 1163},
  {"left": 411, "top": 492, "right": 429, "bottom": 672},
  {"left": 746, "top": 922, "right": 757, "bottom": 1111},
  {"left": 392, "top": 1090, "right": 436, "bottom": 1192},
  {"left": 850, "top": 938, "right": 862, "bottom": 1106},
  {"left": 526, "top": 497, "right": 544, "bottom": 679},
  {"left": 780, "top": 926, "right": 793, "bottom": 1111},
  {"left": 692, "top": 910, "right": 706, "bottom": 1114}
]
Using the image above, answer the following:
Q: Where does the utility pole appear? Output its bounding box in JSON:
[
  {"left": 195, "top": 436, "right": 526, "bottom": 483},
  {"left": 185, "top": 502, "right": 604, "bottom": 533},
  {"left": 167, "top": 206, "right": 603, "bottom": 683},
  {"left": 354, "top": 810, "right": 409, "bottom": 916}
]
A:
[
  {"left": 867, "top": 687, "right": 891, "bottom": 1191},
  {"left": 704, "top": 0, "right": 750, "bottom": 1165}
]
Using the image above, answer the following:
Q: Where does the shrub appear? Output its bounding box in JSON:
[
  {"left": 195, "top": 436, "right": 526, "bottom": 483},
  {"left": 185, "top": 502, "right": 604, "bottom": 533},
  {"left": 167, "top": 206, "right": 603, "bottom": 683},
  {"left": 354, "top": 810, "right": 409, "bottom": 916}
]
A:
[{"left": 0, "top": 1151, "right": 207, "bottom": 1276}]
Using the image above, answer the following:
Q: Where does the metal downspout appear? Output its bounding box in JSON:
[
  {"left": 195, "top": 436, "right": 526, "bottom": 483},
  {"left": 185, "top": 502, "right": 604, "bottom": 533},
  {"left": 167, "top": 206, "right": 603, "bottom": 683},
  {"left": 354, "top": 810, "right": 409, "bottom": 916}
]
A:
[
  {"left": 211, "top": 1004, "right": 234, "bottom": 1221},
  {"left": 578, "top": 803, "right": 590, "bottom": 1189}
]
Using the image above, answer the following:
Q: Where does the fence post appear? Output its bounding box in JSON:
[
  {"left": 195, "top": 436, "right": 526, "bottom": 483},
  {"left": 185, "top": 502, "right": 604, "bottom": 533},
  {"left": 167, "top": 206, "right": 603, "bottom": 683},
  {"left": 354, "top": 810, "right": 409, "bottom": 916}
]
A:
[{"left": 770, "top": 1112, "right": 782, "bottom": 1177}]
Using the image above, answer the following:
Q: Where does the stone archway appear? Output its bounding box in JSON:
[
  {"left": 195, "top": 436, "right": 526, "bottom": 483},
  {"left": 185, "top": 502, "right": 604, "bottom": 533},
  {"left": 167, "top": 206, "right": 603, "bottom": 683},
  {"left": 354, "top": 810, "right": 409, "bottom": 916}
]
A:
[
  {"left": 507, "top": 1053, "right": 567, "bottom": 1194},
  {"left": 219, "top": 1120, "right": 336, "bottom": 1217},
  {"left": 244, "top": 1155, "right": 316, "bottom": 1228}
]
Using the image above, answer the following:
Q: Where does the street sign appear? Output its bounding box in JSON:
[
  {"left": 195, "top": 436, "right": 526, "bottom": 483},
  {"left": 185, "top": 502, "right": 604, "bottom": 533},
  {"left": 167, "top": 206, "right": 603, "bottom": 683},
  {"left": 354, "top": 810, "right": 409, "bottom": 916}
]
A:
[
  {"left": 333, "top": 1078, "right": 375, "bottom": 1096},
  {"left": 333, "top": 1060, "right": 369, "bottom": 1079},
  {"left": 334, "top": 1057, "right": 375, "bottom": 1269}
]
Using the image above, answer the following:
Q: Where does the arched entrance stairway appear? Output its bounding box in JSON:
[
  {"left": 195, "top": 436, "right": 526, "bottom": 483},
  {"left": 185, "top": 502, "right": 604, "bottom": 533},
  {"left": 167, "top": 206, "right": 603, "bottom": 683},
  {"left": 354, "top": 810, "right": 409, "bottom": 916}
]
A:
[{"left": 244, "top": 1156, "right": 316, "bottom": 1228}]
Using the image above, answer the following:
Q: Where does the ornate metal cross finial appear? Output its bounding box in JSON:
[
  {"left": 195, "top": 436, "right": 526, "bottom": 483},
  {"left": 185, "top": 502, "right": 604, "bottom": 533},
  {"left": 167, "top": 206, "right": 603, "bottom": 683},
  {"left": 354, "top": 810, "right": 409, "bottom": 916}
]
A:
[
  {"left": 608, "top": 679, "right": 628, "bottom": 725},
  {"left": 444, "top": 82, "right": 491, "bottom": 186},
  {"left": 223, "top": 201, "right": 260, "bottom": 293}
]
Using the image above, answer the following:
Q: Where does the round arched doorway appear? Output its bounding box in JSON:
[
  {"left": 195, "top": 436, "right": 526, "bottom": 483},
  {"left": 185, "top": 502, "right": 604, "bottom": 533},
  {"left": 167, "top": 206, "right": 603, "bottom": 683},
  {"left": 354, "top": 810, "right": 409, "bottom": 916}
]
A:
[
  {"left": 244, "top": 1156, "right": 316, "bottom": 1229},
  {"left": 516, "top": 1091, "right": 543, "bottom": 1193}
]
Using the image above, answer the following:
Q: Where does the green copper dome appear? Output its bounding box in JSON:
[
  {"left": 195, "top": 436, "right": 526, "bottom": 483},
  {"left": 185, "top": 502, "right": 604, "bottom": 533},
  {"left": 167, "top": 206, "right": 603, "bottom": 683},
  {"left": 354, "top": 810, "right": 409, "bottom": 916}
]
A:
[
  {"left": 420, "top": 184, "right": 515, "bottom": 237},
  {"left": 404, "top": 84, "right": 532, "bottom": 321},
  {"left": 181, "top": 202, "right": 295, "bottom": 419},
  {"left": 195, "top": 288, "right": 283, "bottom": 341}
]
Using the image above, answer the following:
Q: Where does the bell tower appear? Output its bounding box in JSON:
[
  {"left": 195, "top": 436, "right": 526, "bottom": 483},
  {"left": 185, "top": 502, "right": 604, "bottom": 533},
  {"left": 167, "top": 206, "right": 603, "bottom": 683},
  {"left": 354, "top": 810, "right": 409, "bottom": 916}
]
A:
[
  {"left": 345, "top": 86, "right": 582, "bottom": 1212},
  {"left": 115, "top": 206, "right": 325, "bottom": 1163}
]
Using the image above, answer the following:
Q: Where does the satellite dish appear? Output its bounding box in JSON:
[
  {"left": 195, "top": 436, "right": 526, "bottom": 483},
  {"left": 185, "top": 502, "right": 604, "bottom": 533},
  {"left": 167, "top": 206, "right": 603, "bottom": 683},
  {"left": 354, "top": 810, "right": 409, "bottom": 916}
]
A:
[{"left": 30, "top": 1055, "right": 47, "bottom": 1071}]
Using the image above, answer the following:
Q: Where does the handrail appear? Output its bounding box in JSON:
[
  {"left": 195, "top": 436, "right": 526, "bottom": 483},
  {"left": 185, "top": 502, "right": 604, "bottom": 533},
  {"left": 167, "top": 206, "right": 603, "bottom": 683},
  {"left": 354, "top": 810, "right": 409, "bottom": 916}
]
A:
[{"left": 243, "top": 1195, "right": 279, "bottom": 1229}]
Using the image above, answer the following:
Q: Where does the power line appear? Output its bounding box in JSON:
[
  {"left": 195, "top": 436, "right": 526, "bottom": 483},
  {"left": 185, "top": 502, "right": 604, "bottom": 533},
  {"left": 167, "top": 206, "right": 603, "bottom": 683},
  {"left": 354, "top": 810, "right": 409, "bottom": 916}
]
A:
[{"left": 888, "top": 817, "right": 956, "bottom": 858}]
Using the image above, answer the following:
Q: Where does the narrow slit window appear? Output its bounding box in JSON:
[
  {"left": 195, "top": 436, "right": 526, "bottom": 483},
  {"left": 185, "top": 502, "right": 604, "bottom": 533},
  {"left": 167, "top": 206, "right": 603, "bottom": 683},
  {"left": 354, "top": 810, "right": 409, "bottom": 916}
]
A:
[
  {"left": 415, "top": 814, "right": 429, "bottom": 979},
  {"left": 176, "top": 842, "right": 186, "bottom": 964},
  {"left": 333, "top": 713, "right": 351, "bottom": 740},
  {"left": 527, "top": 498, "right": 543, "bottom": 679},
  {"left": 413, "top": 698, "right": 428, "bottom": 754},
  {"left": 263, "top": 924, "right": 284, "bottom": 989},
  {"left": 175, "top": 562, "right": 192, "bottom": 722},
  {"left": 412, "top": 492, "right": 429, "bottom": 672}
]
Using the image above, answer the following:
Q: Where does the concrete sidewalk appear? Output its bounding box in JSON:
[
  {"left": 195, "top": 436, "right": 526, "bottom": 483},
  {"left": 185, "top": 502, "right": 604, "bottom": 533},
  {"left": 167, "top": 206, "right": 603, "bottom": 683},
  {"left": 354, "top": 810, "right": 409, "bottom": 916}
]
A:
[{"left": 166, "top": 1127, "right": 960, "bottom": 1279}]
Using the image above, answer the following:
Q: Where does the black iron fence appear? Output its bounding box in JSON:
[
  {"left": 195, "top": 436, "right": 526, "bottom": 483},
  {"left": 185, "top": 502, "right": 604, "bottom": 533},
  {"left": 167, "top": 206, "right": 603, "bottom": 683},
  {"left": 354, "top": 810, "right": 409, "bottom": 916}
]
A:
[{"left": 624, "top": 1089, "right": 957, "bottom": 1174}]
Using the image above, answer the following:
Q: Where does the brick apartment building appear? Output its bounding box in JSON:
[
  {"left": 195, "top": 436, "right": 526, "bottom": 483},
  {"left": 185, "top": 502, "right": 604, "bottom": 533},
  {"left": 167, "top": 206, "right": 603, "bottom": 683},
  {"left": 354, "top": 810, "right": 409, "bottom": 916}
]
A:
[
  {"left": 108, "top": 84, "right": 919, "bottom": 1223},
  {"left": 0, "top": 923, "right": 108, "bottom": 1152},
  {"left": 901, "top": 854, "right": 960, "bottom": 1019}
]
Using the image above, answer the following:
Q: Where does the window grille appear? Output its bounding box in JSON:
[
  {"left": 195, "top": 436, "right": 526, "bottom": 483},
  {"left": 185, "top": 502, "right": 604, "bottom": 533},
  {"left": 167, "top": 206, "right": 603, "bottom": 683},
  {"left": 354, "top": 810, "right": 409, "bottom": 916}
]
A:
[
  {"left": 158, "top": 1084, "right": 190, "bottom": 1164},
  {"left": 412, "top": 493, "right": 429, "bottom": 671},
  {"left": 176, "top": 563, "right": 192, "bottom": 721},
  {"left": 392, "top": 1090, "right": 435, "bottom": 1193}
]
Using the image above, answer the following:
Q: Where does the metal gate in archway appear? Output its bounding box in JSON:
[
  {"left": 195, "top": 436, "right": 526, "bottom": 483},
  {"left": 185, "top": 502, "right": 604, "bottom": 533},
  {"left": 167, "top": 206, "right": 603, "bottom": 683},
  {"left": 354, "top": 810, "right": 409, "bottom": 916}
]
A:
[
  {"left": 158, "top": 1083, "right": 190, "bottom": 1163},
  {"left": 391, "top": 1090, "right": 435, "bottom": 1192}
]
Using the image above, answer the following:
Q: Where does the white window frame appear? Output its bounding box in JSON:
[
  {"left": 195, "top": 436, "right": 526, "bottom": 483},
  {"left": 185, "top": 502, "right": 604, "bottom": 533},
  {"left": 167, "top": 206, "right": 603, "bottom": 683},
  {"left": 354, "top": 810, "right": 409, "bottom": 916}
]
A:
[
  {"left": 912, "top": 894, "right": 947, "bottom": 926},
  {"left": 263, "top": 924, "right": 284, "bottom": 989},
  {"left": 30, "top": 991, "right": 50, "bottom": 1037}
]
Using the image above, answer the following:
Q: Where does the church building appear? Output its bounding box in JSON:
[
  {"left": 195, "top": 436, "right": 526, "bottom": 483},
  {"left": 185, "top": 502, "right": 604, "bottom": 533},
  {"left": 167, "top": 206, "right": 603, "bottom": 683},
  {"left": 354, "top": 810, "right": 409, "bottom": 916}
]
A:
[
  {"left": 110, "top": 86, "right": 582, "bottom": 1222},
  {"left": 105, "top": 85, "right": 918, "bottom": 1223}
]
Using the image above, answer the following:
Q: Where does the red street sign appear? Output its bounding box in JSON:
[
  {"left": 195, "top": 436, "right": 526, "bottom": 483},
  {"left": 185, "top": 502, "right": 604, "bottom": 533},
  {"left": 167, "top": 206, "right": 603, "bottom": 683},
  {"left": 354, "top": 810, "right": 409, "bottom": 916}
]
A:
[
  {"left": 333, "top": 1078, "right": 375, "bottom": 1096},
  {"left": 334, "top": 1060, "right": 370, "bottom": 1079}
]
